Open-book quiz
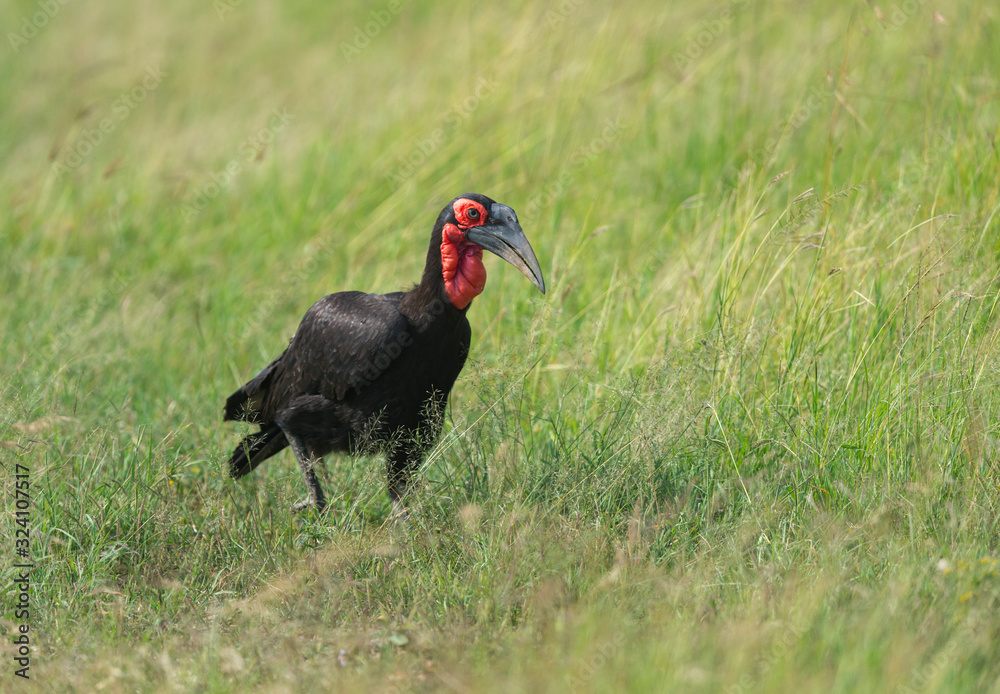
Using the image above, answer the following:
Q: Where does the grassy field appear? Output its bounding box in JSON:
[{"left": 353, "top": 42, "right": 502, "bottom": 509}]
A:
[{"left": 2, "top": 0, "right": 1000, "bottom": 690}]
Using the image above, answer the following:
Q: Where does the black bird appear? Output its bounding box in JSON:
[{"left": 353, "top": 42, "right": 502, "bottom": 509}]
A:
[{"left": 224, "top": 194, "right": 545, "bottom": 515}]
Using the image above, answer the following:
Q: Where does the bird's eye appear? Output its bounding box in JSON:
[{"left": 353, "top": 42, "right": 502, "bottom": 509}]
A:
[{"left": 467, "top": 208, "right": 479, "bottom": 219}]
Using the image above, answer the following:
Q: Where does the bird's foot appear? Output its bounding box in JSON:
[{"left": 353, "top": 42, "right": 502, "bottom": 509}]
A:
[
  {"left": 391, "top": 498, "right": 410, "bottom": 526},
  {"left": 292, "top": 497, "right": 327, "bottom": 515}
]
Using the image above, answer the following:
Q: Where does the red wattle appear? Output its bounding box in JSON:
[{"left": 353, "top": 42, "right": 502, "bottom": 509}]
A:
[{"left": 441, "top": 223, "right": 487, "bottom": 309}]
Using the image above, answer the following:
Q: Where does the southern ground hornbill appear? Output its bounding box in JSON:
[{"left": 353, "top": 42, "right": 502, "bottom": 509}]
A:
[{"left": 224, "top": 194, "right": 545, "bottom": 515}]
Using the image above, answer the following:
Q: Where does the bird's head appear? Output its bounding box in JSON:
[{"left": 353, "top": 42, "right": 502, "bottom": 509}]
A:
[{"left": 435, "top": 193, "right": 546, "bottom": 310}]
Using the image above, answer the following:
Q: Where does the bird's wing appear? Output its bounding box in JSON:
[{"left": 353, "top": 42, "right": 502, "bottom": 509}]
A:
[{"left": 263, "top": 291, "right": 411, "bottom": 411}]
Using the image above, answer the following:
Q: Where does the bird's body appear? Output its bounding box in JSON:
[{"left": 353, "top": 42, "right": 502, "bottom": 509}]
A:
[{"left": 224, "top": 194, "right": 545, "bottom": 514}]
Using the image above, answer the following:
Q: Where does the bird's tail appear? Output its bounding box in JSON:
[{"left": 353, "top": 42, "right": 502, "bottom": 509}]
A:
[
  {"left": 228, "top": 423, "right": 288, "bottom": 479},
  {"left": 224, "top": 352, "right": 285, "bottom": 423}
]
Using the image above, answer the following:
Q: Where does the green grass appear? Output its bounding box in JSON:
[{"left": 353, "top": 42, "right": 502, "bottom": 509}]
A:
[{"left": 3, "top": 0, "right": 1000, "bottom": 690}]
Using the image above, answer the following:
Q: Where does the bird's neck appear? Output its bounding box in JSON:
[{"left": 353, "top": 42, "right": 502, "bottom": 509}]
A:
[
  {"left": 439, "top": 223, "right": 486, "bottom": 310},
  {"left": 406, "top": 224, "right": 485, "bottom": 317}
]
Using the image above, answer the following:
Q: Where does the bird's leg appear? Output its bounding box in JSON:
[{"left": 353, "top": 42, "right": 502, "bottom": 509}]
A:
[
  {"left": 388, "top": 481, "right": 411, "bottom": 524},
  {"left": 285, "top": 434, "right": 327, "bottom": 513},
  {"left": 387, "top": 445, "right": 418, "bottom": 523},
  {"left": 390, "top": 495, "right": 410, "bottom": 524}
]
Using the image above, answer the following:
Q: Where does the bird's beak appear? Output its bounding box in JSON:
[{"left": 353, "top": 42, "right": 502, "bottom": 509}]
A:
[{"left": 466, "top": 204, "right": 546, "bottom": 294}]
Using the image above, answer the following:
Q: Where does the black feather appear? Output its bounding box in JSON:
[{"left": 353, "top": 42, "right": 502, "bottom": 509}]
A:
[{"left": 229, "top": 424, "right": 288, "bottom": 478}]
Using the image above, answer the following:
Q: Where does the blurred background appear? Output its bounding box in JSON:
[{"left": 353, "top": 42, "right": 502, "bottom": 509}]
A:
[{"left": 5, "top": 0, "right": 993, "bottom": 418}]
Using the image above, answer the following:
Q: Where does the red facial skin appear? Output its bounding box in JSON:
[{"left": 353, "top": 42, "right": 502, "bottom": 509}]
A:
[{"left": 441, "top": 199, "right": 489, "bottom": 309}]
